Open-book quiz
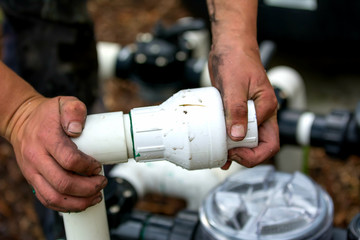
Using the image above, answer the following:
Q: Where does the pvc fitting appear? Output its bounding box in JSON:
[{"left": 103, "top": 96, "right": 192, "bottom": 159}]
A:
[
  {"left": 130, "top": 87, "right": 257, "bottom": 169},
  {"left": 267, "top": 66, "right": 307, "bottom": 110},
  {"left": 73, "top": 87, "right": 258, "bottom": 170},
  {"left": 72, "top": 111, "right": 132, "bottom": 164},
  {"left": 66, "top": 87, "right": 258, "bottom": 240}
]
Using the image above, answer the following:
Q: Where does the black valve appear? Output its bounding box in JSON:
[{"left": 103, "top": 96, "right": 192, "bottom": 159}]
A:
[
  {"left": 104, "top": 177, "right": 138, "bottom": 229},
  {"left": 277, "top": 86, "right": 360, "bottom": 158},
  {"left": 115, "top": 18, "right": 207, "bottom": 92},
  {"left": 110, "top": 210, "right": 199, "bottom": 240}
]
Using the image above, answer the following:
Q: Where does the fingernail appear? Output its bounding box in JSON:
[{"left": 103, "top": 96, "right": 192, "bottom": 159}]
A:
[
  {"left": 231, "top": 124, "right": 245, "bottom": 138},
  {"left": 229, "top": 154, "right": 242, "bottom": 163},
  {"left": 68, "top": 121, "right": 82, "bottom": 134},
  {"left": 221, "top": 160, "right": 232, "bottom": 170},
  {"left": 92, "top": 195, "right": 103, "bottom": 206},
  {"left": 101, "top": 178, "right": 108, "bottom": 189},
  {"left": 231, "top": 157, "right": 242, "bottom": 163},
  {"left": 93, "top": 166, "right": 102, "bottom": 175}
]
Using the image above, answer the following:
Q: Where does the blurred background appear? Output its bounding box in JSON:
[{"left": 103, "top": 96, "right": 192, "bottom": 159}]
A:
[{"left": 0, "top": 0, "right": 360, "bottom": 239}]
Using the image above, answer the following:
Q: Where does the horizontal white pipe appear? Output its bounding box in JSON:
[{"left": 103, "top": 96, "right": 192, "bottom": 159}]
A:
[{"left": 110, "top": 160, "right": 244, "bottom": 210}]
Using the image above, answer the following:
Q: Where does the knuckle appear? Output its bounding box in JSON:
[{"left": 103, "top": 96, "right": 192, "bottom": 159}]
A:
[
  {"left": 65, "top": 99, "right": 86, "bottom": 114},
  {"left": 56, "top": 177, "right": 73, "bottom": 194},
  {"left": 273, "top": 142, "right": 281, "bottom": 154},
  {"left": 78, "top": 202, "right": 90, "bottom": 212},
  {"left": 43, "top": 193, "right": 60, "bottom": 209},
  {"left": 73, "top": 200, "right": 91, "bottom": 212},
  {"left": 270, "top": 143, "right": 280, "bottom": 158},
  {"left": 62, "top": 150, "right": 80, "bottom": 170},
  {"left": 22, "top": 147, "right": 38, "bottom": 165},
  {"left": 244, "top": 160, "right": 258, "bottom": 168},
  {"left": 71, "top": 204, "right": 87, "bottom": 213},
  {"left": 36, "top": 125, "right": 53, "bottom": 142},
  {"left": 269, "top": 97, "right": 278, "bottom": 112},
  {"left": 235, "top": 103, "right": 249, "bottom": 114},
  {"left": 241, "top": 154, "right": 265, "bottom": 168},
  {"left": 226, "top": 102, "right": 249, "bottom": 119}
]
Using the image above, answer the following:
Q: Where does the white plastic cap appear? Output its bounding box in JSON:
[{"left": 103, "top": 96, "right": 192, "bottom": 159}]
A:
[{"left": 227, "top": 100, "right": 258, "bottom": 149}]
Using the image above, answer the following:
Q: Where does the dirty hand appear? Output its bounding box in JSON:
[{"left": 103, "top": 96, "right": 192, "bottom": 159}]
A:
[
  {"left": 7, "top": 96, "right": 107, "bottom": 212},
  {"left": 208, "top": 38, "right": 280, "bottom": 169}
]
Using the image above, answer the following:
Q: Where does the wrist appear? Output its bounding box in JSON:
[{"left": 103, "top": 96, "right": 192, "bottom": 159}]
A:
[
  {"left": 210, "top": 35, "right": 261, "bottom": 66},
  {"left": 207, "top": 0, "right": 258, "bottom": 50},
  {"left": 5, "top": 94, "right": 46, "bottom": 144},
  {"left": 0, "top": 62, "right": 46, "bottom": 142}
]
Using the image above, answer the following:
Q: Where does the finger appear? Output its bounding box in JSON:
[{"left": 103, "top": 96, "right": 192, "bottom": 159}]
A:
[
  {"left": 252, "top": 85, "right": 278, "bottom": 126},
  {"left": 228, "top": 116, "right": 279, "bottom": 167},
  {"left": 59, "top": 96, "right": 87, "bottom": 137},
  {"left": 31, "top": 174, "right": 103, "bottom": 212},
  {"left": 223, "top": 95, "right": 249, "bottom": 141},
  {"left": 221, "top": 160, "right": 232, "bottom": 170},
  {"left": 43, "top": 132, "right": 102, "bottom": 176},
  {"left": 36, "top": 153, "right": 107, "bottom": 197},
  {"left": 208, "top": 52, "right": 249, "bottom": 141}
]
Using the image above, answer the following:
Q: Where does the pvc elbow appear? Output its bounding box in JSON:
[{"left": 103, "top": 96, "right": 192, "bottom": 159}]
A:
[
  {"left": 267, "top": 66, "right": 307, "bottom": 110},
  {"left": 71, "top": 111, "right": 132, "bottom": 164}
]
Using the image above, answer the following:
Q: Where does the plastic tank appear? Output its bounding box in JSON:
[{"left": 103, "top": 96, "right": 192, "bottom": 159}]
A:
[{"left": 198, "top": 165, "right": 334, "bottom": 240}]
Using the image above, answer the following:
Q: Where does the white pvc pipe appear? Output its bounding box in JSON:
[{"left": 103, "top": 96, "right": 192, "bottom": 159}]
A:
[
  {"left": 267, "top": 66, "right": 307, "bottom": 110},
  {"left": 110, "top": 160, "right": 244, "bottom": 210},
  {"left": 96, "top": 41, "right": 121, "bottom": 82},
  {"left": 72, "top": 111, "right": 132, "bottom": 164},
  {"left": 267, "top": 66, "right": 308, "bottom": 173},
  {"left": 62, "top": 168, "right": 109, "bottom": 240},
  {"left": 296, "top": 112, "right": 316, "bottom": 146},
  {"left": 199, "top": 62, "right": 211, "bottom": 87}
]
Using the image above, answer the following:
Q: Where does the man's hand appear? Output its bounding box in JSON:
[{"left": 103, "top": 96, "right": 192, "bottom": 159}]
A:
[
  {"left": 206, "top": 0, "right": 280, "bottom": 169},
  {"left": 7, "top": 96, "right": 107, "bottom": 212},
  {"left": 209, "top": 39, "right": 280, "bottom": 169}
]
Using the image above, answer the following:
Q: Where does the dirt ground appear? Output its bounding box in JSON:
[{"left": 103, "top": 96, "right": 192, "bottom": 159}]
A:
[{"left": 0, "top": 0, "right": 360, "bottom": 239}]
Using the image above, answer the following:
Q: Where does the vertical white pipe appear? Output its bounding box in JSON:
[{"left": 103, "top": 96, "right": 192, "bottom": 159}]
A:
[
  {"left": 96, "top": 41, "right": 121, "bottom": 82},
  {"left": 267, "top": 66, "right": 308, "bottom": 173},
  {"left": 62, "top": 169, "right": 110, "bottom": 240},
  {"left": 64, "top": 112, "right": 131, "bottom": 240},
  {"left": 296, "top": 112, "right": 316, "bottom": 146}
]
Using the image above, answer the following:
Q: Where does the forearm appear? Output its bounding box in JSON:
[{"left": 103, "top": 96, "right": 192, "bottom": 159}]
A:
[
  {"left": 207, "top": 0, "right": 258, "bottom": 47},
  {"left": 0, "top": 61, "right": 43, "bottom": 141}
]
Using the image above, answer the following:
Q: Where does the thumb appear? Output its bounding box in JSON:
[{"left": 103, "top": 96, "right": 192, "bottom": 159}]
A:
[
  {"left": 223, "top": 90, "right": 249, "bottom": 141},
  {"left": 58, "top": 96, "right": 87, "bottom": 138}
]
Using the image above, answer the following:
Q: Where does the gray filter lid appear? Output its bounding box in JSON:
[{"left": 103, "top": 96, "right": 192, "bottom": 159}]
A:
[{"left": 199, "top": 165, "right": 334, "bottom": 240}]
